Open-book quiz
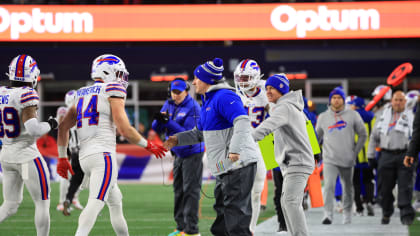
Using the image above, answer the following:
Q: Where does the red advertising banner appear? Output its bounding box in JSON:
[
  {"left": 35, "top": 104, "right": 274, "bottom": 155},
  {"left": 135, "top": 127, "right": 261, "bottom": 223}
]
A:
[{"left": 0, "top": 1, "right": 419, "bottom": 41}]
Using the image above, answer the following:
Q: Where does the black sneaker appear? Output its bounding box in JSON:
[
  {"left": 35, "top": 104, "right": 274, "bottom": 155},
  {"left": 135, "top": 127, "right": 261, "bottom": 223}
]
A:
[
  {"left": 63, "top": 200, "right": 72, "bottom": 216},
  {"left": 322, "top": 217, "right": 332, "bottom": 224},
  {"left": 278, "top": 223, "right": 287, "bottom": 232},
  {"left": 366, "top": 203, "right": 374, "bottom": 216},
  {"left": 381, "top": 216, "right": 390, "bottom": 224},
  {"left": 401, "top": 215, "right": 414, "bottom": 225}
]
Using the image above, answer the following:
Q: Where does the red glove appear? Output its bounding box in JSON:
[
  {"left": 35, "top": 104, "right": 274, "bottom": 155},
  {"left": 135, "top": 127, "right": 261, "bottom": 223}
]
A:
[
  {"left": 57, "top": 158, "right": 75, "bottom": 179},
  {"left": 145, "top": 141, "right": 167, "bottom": 159}
]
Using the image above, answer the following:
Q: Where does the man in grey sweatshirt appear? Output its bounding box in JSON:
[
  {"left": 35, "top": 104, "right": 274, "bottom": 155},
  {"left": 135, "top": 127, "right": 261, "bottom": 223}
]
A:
[
  {"left": 252, "top": 74, "right": 314, "bottom": 236},
  {"left": 316, "top": 86, "right": 367, "bottom": 225}
]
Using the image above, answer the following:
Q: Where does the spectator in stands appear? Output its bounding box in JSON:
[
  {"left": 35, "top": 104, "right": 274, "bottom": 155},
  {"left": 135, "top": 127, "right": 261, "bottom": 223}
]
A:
[
  {"left": 368, "top": 91, "right": 415, "bottom": 225},
  {"left": 316, "top": 86, "right": 367, "bottom": 225}
]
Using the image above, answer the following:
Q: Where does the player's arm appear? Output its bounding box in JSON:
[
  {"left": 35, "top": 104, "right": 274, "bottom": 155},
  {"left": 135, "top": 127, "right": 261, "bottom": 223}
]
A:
[
  {"left": 56, "top": 106, "right": 77, "bottom": 179},
  {"left": 57, "top": 105, "right": 77, "bottom": 149},
  {"left": 109, "top": 97, "right": 167, "bottom": 158},
  {"left": 22, "top": 105, "right": 57, "bottom": 137}
]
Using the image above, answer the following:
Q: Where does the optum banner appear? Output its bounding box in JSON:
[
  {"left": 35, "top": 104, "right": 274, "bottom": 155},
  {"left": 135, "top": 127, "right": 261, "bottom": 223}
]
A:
[{"left": 0, "top": 1, "right": 419, "bottom": 41}]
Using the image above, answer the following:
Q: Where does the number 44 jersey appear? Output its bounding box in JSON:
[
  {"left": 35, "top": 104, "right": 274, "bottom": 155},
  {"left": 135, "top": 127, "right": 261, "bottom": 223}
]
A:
[
  {"left": 74, "top": 82, "right": 126, "bottom": 159},
  {"left": 0, "top": 86, "right": 43, "bottom": 163}
]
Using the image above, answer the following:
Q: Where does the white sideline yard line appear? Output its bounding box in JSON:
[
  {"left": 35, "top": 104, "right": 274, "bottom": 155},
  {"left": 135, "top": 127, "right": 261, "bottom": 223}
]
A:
[{"left": 255, "top": 206, "right": 409, "bottom": 236}]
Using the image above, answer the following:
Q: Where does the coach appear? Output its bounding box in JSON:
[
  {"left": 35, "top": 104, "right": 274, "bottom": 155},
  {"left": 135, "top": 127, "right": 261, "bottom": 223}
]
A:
[{"left": 164, "top": 58, "right": 258, "bottom": 236}]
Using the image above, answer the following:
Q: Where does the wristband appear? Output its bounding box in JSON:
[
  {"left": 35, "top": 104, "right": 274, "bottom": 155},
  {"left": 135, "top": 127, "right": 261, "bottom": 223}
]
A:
[
  {"left": 137, "top": 138, "right": 148, "bottom": 148},
  {"left": 58, "top": 146, "right": 67, "bottom": 158}
]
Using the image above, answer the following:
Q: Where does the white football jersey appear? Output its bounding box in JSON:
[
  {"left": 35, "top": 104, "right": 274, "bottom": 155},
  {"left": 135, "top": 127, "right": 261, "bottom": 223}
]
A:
[
  {"left": 0, "top": 86, "right": 42, "bottom": 163},
  {"left": 237, "top": 80, "right": 269, "bottom": 129},
  {"left": 57, "top": 106, "right": 79, "bottom": 154},
  {"left": 75, "top": 82, "right": 126, "bottom": 159}
]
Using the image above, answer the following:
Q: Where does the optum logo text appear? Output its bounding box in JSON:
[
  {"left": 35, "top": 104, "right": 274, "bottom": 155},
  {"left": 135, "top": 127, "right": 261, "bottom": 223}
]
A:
[
  {"left": 0, "top": 7, "right": 93, "bottom": 40},
  {"left": 270, "top": 5, "right": 380, "bottom": 38}
]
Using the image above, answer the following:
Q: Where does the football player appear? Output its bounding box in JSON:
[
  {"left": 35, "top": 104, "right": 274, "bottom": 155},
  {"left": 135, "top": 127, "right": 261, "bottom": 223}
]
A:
[
  {"left": 56, "top": 90, "right": 84, "bottom": 216},
  {"left": 0, "top": 54, "right": 58, "bottom": 235},
  {"left": 56, "top": 54, "right": 167, "bottom": 235},
  {"left": 234, "top": 59, "right": 272, "bottom": 233}
]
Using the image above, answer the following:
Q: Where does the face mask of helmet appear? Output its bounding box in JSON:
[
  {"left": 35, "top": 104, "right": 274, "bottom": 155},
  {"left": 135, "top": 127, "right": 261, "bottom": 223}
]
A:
[
  {"left": 7, "top": 54, "right": 40, "bottom": 88},
  {"left": 91, "top": 54, "right": 129, "bottom": 88},
  {"left": 234, "top": 59, "right": 262, "bottom": 92}
]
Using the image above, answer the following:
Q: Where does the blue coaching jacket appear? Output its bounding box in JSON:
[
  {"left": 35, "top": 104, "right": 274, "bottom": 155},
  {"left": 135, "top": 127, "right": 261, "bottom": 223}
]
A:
[
  {"left": 190, "top": 83, "right": 258, "bottom": 176},
  {"left": 152, "top": 94, "right": 204, "bottom": 158}
]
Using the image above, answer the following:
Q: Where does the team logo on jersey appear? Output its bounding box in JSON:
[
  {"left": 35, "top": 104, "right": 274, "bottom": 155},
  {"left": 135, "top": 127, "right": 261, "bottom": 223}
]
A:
[
  {"left": 206, "top": 107, "right": 211, "bottom": 111},
  {"left": 96, "top": 56, "right": 120, "bottom": 65},
  {"left": 328, "top": 120, "right": 347, "bottom": 132},
  {"left": 177, "top": 112, "right": 186, "bottom": 117}
]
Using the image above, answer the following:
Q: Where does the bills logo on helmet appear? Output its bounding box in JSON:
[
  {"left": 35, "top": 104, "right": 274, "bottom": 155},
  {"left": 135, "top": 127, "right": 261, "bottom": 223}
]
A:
[
  {"left": 96, "top": 56, "right": 120, "bottom": 66},
  {"left": 29, "top": 62, "right": 37, "bottom": 73},
  {"left": 234, "top": 59, "right": 262, "bottom": 92},
  {"left": 249, "top": 61, "right": 260, "bottom": 71}
]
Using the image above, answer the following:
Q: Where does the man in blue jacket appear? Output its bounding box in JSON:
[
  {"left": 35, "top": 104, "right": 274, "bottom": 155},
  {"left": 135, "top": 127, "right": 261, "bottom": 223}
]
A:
[
  {"left": 152, "top": 78, "right": 204, "bottom": 236},
  {"left": 164, "top": 58, "right": 259, "bottom": 236}
]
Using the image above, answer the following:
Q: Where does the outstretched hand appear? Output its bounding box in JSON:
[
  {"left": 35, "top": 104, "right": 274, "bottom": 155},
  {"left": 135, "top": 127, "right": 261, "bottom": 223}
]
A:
[
  {"left": 145, "top": 141, "right": 167, "bottom": 159},
  {"left": 163, "top": 136, "right": 178, "bottom": 150},
  {"left": 57, "top": 158, "right": 74, "bottom": 179}
]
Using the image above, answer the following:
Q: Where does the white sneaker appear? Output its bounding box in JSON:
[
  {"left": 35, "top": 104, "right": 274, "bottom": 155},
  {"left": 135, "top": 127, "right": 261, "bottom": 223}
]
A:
[
  {"left": 72, "top": 200, "right": 84, "bottom": 210},
  {"left": 413, "top": 201, "right": 420, "bottom": 212},
  {"left": 335, "top": 201, "right": 343, "bottom": 213},
  {"left": 56, "top": 203, "right": 64, "bottom": 211},
  {"left": 343, "top": 211, "right": 352, "bottom": 224}
]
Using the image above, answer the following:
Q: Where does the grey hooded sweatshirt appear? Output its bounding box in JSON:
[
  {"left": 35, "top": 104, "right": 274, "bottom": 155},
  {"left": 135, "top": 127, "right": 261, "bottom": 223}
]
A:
[
  {"left": 252, "top": 90, "right": 315, "bottom": 176},
  {"left": 316, "top": 106, "right": 367, "bottom": 168}
]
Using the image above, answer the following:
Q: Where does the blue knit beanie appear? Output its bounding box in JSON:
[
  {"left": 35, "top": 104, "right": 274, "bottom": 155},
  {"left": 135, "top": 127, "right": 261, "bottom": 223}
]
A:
[
  {"left": 265, "top": 74, "right": 290, "bottom": 95},
  {"left": 194, "top": 58, "right": 224, "bottom": 85},
  {"left": 329, "top": 86, "right": 345, "bottom": 102}
]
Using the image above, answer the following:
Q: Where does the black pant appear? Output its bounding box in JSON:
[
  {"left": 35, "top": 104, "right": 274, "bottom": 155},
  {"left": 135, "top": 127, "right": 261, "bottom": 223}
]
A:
[
  {"left": 173, "top": 152, "right": 204, "bottom": 234},
  {"left": 65, "top": 151, "right": 84, "bottom": 202},
  {"left": 377, "top": 151, "right": 415, "bottom": 219},
  {"left": 210, "top": 163, "right": 256, "bottom": 236},
  {"left": 273, "top": 169, "right": 287, "bottom": 228},
  {"left": 353, "top": 165, "right": 374, "bottom": 212}
]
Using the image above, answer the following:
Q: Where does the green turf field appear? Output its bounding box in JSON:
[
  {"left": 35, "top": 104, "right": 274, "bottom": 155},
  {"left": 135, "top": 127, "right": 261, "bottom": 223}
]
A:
[
  {"left": 0, "top": 181, "right": 276, "bottom": 236},
  {"left": 0, "top": 181, "right": 419, "bottom": 236}
]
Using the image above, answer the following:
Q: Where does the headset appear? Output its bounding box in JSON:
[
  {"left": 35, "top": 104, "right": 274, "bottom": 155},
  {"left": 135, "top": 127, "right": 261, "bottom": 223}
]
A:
[
  {"left": 160, "top": 77, "right": 215, "bottom": 199},
  {"left": 167, "top": 77, "right": 191, "bottom": 99}
]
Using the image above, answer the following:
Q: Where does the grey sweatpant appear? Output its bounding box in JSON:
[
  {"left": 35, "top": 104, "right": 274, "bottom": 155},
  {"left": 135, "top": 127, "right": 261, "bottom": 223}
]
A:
[
  {"left": 323, "top": 163, "right": 354, "bottom": 222},
  {"left": 281, "top": 172, "right": 310, "bottom": 236}
]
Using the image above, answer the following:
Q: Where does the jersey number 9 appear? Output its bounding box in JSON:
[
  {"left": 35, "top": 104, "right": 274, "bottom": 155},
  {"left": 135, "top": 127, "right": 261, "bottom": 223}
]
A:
[{"left": 0, "top": 107, "right": 20, "bottom": 138}]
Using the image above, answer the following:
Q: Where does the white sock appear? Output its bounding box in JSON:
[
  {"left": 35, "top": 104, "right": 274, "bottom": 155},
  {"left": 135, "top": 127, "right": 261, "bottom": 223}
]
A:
[
  {"left": 34, "top": 199, "right": 50, "bottom": 236},
  {"left": 76, "top": 199, "right": 104, "bottom": 236}
]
